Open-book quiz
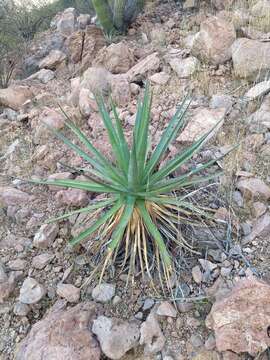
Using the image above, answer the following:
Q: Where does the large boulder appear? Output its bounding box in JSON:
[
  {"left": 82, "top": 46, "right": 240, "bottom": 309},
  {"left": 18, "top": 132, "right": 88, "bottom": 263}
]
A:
[
  {"left": 39, "top": 50, "right": 66, "bottom": 70},
  {"left": 56, "top": 8, "right": 78, "bottom": 36},
  {"left": 0, "top": 86, "right": 33, "bottom": 110},
  {"left": 94, "top": 42, "right": 135, "bottom": 74},
  {"left": 92, "top": 316, "right": 140, "bottom": 359},
  {"left": 177, "top": 107, "right": 225, "bottom": 143},
  {"left": 250, "top": 0, "right": 270, "bottom": 32},
  {"left": 191, "top": 16, "right": 236, "bottom": 65},
  {"left": 66, "top": 26, "right": 106, "bottom": 66},
  {"left": 231, "top": 38, "right": 270, "bottom": 81},
  {"left": 15, "top": 301, "right": 101, "bottom": 360},
  {"left": 126, "top": 52, "right": 160, "bottom": 82},
  {"left": 206, "top": 276, "right": 270, "bottom": 356},
  {"left": 81, "top": 67, "right": 112, "bottom": 96}
]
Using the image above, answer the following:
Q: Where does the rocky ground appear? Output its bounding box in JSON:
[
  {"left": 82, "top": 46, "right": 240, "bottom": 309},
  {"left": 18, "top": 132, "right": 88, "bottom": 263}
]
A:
[{"left": 0, "top": 0, "right": 270, "bottom": 359}]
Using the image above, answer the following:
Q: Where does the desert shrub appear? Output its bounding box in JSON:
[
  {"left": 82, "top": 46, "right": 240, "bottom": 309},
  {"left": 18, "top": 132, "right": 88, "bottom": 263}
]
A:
[
  {"left": 92, "top": 0, "right": 145, "bottom": 34},
  {"left": 32, "top": 85, "right": 228, "bottom": 289}
]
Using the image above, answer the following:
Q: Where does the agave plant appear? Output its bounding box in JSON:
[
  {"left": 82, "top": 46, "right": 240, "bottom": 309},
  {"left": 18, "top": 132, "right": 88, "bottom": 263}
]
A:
[{"left": 33, "top": 84, "right": 226, "bottom": 288}]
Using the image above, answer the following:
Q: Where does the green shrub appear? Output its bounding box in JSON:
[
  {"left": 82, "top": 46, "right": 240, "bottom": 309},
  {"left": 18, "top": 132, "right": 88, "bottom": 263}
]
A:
[{"left": 32, "top": 85, "right": 228, "bottom": 288}]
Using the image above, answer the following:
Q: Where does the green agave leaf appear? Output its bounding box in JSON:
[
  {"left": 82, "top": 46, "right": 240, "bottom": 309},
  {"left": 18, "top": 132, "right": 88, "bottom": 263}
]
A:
[
  {"left": 58, "top": 105, "right": 127, "bottom": 186},
  {"left": 30, "top": 178, "right": 121, "bottom": 194},
  {"left": 135, "top": 82, "right": 152, "bottom": 178},
  {"left": 149, "top": 118, "right": 225, "bottom": 185},
  {"left": 137, "top": 199, "right": 171, "bottom": 267},
  {"left": 150, "top": 172, "right": 223, "bottom": 195},
  {"left": 46, "top": 198, "right": 116, "bottom": 223},
  {"left": 143, "top": 95, "right": 191, "bottom": 182},
  {"left": 108, "top": 196, "right": 136, "bottom": 252},
  {"left": 110, "top": 98, "right": 130, "bottom": 167},
  {"left": 128, "top": 134, "right": 139, "bottom": 191},
  {"left": 96, "top": 96, "right": 128, "bottom": 175},
  {"left": 69, "top": 198, "right": 123, "bottom": 246}
]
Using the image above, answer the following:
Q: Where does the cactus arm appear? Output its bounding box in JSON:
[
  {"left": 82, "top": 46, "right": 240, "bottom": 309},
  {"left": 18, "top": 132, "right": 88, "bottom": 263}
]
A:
[
  {"left": 113, "top": 0, "right": 125, "bottom": 31},
  {"left": 92, "top": 0, "right": 115, "bottom": 34}
]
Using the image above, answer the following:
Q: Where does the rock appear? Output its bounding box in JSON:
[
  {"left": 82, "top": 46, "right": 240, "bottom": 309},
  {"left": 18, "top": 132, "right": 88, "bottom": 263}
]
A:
[
  {"left": 33, "top": 223, "right": 59, "bottom": 249},
  {"left": 0, "top": 272, "right": 17, "bottom": 303},
  {"left": 177, "top": 107, "right": 225, "bottom": 143},
  {"left": 92, "top": 316, "right": 140, "bottom": 359},
  {"left": 19, "top": 277, "right": 45, "bottom": 304},
  {"left": 140, "top": 312, "right": 165, "bottom": 355},
  {"left": 110, "top": 75, "right": 131, "bottom": 107},
  {"left": 13, "top": 302, "right": 30, "bottom": 316},
  {"left": 243, "top": 212, "right": 270, "bottom": 244},
  {"left": 183, "top": 0, "right": 198, "bottom": 9},
  {"left": 150, "top": 27, "right": 166, "bottom": 45},
  {"left": 79, "top": 88, "right": 97, "bottom": 116},
  {"left": 39, "top": 50, "right": 66, "bottom": 69},
  {"left": 156, "top": 301, "right": 177, "bottom": 317},
  {"left": 206, "top": 276, "right": 270, "bottom": 356},
  {"left": 169, "top": 56, "right": 200, "bottom": 78},
  {"left": 77, "top": 14, "right": 91, "bottom": 29},
  {"left": 143, "top": 298, "right": 155, "bottom": 311},
  {"left": 211, "top": 0, "right": 234, "bottom": 10},
  {"left": 27, "top": 69, "right": 55, "bottom": 84},
  {"left": 7, "top": 259, "right": 27, "bottom": 271},
  {"left": 222, "top": 351, "right": 240, "bottom": 360},
  {"left": 81, "top": 67, "right": 111, "bottom": 96},
  {"left": 192, "top": 350, "right": 220, "bottom": 360},
  {"left": 32, "top": 253, "right": 54, "bottom": 269},
  {"left": 205, "top": 334, "right": 216, "bottom": 350},
  {"left": 15, "top": 301, "right": 101, "bottom": 360},
  {"left": 56, "top": 283, "right": 80, "bottom": 303},
  {"left": 210, "top": 95, "right": 233, "bottom": 113},
  {"left": 126, "top": 52, "right": 160, "bottom": 82},
  {"left": 34, "top": 108, "right": 65, "bottom": 144},
  {"left": 250, "top": 0, "right": 270, "bottom": 32},
  {"left": 56, "top": 8, "right": 78, "bottom": 35},
  {"left": 0, "top": 187, "right": 32, "bottom": 207},
  {"left": 94, "top": 42, "right": 134, "bottom": 74},
  {"left": 191, "top": 16, "right": 236, "bottom": 65},
  {"left": 66, "top": 26, "right": 105, "bottom": 65},
  {"left": 192, "top": 265, "right": 203, "bottom": 284},
  {"left": 236, "top": 178, "right": 270, "bottom": 201},
  {"left": 199, "top": 259, "right": 217, "bottom": 272},
  {"left": 252, "top": 202, "right": 267, "bottom": 218},
  {"left": 91, "top": 283, "right": 115, "bottom": 303},
  {"left": 244, "top": 80, "right": 270, "bottom": 100},
  {"left": 55, "top": 188, "right": 88, "bottom": 207},
  {"left": 190, "top": 333, "right": 204, "bottom": 348},
  {"left": 150, "top": 72, "right": 170, "bottom": 85},
  {"left": 0, "top": 86, "right": 33, "bottom": 110},
  {"left": 232, "top": 38, "right": 270, "bottom": 81}
]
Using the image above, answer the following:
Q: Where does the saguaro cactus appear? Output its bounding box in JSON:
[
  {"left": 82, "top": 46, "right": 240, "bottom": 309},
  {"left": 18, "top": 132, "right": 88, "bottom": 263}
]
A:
[{"left": 92, "top": 0, "right": 144, "bottom": 34}]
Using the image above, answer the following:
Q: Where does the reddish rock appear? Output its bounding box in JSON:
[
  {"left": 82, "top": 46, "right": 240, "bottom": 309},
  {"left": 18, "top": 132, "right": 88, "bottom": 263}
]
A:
[
  {"left": 94, "top": 41, "right": 134, "bottom": 74},
  {"left": 243, "top": 212, "right": 270, "bottom": 244},
  {"left": 110, "top": 75, "right": 131, "bottom": 107},
  {"left": 206, "top": 276, "right": 270, "bottom": 356},
  {"left": 0, "top": 187, "right": 32, "bottom": 207},
  {"left": 126, "top": 52, "right": 160, "bottom": 82},
  {"left": 55, "top": 188, "right": 88, "bottom": 207},
  {"left": 33, "top": 223, "right": 59, "bottom": 249},
  {"left": 191, "top": 16, "right": 236, "bottom": 65},
  {"left": 0, "top": 86, "right": 33, "bottom": 110},
  {"left": 236, "top": 178, "right": 270, "bottom": 201},
  {"left": 15, "top": 301, "right": 101, "bottom": 360},
  {"left": 56, "top": 283, "right": 80, "bottom": 303}
]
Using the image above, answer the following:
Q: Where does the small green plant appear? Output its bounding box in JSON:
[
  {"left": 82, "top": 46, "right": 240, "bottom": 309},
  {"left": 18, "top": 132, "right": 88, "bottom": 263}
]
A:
[
  {"left": 92, "top": 0, "right": 144, "bottom": 34},
  {"left": 33, "top": 84, "right": 226, "bottom": 288}
]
